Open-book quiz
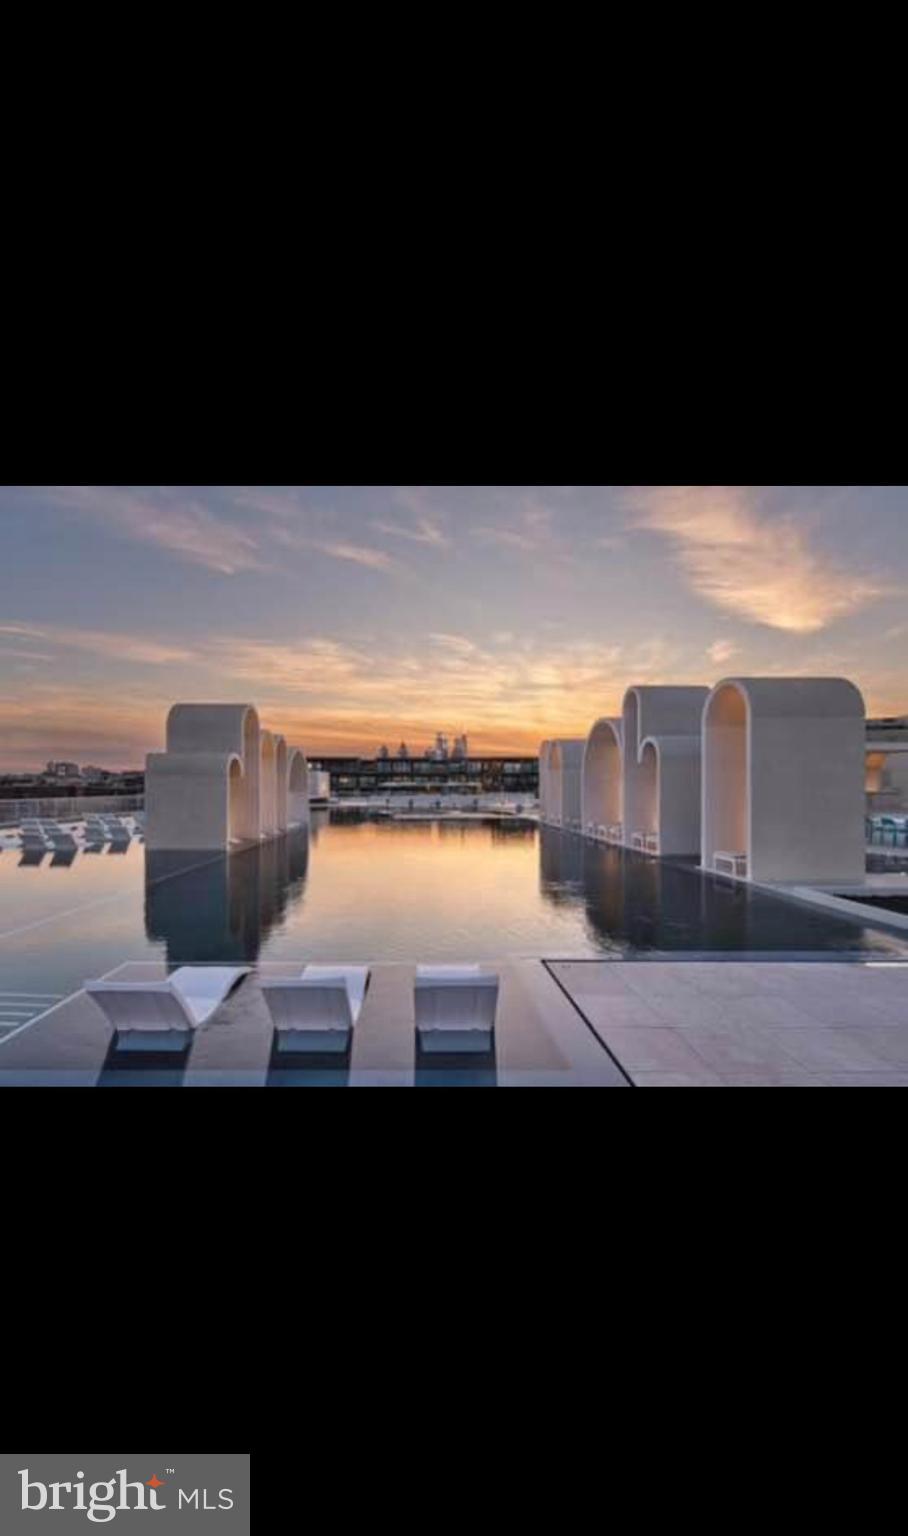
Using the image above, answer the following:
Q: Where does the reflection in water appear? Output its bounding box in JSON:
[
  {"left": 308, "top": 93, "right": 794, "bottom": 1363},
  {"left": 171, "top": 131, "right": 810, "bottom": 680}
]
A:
[
  {"left": 145, "top": 829, "right": 310, "bottom": 965},
  {"left": 539, "top": 826, "right": 901, "bottom": 953}
]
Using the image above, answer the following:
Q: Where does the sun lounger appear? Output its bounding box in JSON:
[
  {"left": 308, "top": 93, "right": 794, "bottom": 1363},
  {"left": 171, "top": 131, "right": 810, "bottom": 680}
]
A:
[
  {"left": 414, "top": 965, "right": 499, "bottom": 1054},
  {"left": 46, "top": 829, "right": 78, "bottom": 851},
  {"left": 86, "top": 965, "right": 251, "bottom": 1052},
  {"left": 262, "top": 964, "right": 370, "bottom": 1054},
  {"left": 714, "top": 850, "right": 747, "bottom": 878}
]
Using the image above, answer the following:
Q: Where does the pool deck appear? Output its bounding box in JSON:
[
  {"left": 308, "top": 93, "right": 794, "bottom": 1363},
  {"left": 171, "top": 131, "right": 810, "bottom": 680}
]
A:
[
  {"left": 1, "top": 954, "right": 907, "bottom": 1085},
  {"left": 0, "top": 959, "right": 629, "bottom": 1087},
  {"left": 547, "top": 959, "right": 908, "bottom": 1085}
]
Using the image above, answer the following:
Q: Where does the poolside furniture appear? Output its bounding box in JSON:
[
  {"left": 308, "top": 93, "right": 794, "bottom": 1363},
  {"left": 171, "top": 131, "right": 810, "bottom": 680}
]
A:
[
  {"left": 262, "top": 965, "right": 370, "bottom": 1054},
  {"left": 86, "top": 965, "right": 251, "bottom": 1053},
  {"left": 414, "top": 965, "right": 499, "bottom": 1055},
  {"left": 714, "top": 851, "right": 747, "bottom": 879},
  {"left": 631, "top": 832, "right": 646, "bottom": 851},
  {"left": 645, "top": 833, "right": 660, "bottom": 855},
  {"left": 103, "top": 820, "right": 131, "bottom": 846},
  {"left": 607, "top": 824, "right": 623, "bottom": 844},
  {"left": 46, "top": 828, "right": 78, "bottom": 852}
]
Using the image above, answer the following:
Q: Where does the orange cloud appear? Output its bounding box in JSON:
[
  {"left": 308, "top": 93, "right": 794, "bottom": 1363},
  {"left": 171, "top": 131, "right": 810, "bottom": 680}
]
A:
[{"left": 629, "top": 485, "right": 889, "bottom": 632}]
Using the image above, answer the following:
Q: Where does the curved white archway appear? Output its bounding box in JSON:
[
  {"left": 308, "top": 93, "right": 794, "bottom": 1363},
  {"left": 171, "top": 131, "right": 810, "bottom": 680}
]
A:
[
  {"left": 581, "top": 718, "right": 622, "bottom": 839},
  {"left": 547, "top": 740, "right": 584, "bottom": 830},
  {"left": 287, "top": 748, "right": 310, "bottom": 828},
  {"left": 260, "top": 731, "right": 277, "bottom": 836},
  {"left": 702, "top": 676, "right": 866, "bottom": 882},
  {"left": 228, "top": 757, "right": 245, "bottom": 844},
  {"left": 623, "top": 685, "right": 709, "bottom": 857},
  {"left": 274, "top": 736, "right": 288, "bottom": 833}
]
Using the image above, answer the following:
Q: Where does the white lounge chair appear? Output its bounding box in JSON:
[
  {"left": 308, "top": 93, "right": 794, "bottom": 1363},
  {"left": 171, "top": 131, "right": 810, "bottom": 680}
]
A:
[
  {"left": 414, "top": 965, "right": 499, "bottom": 1054},
  {"left": 262, "top": 965, "right": 369, "bottom": 1054},
  {"left": 86, "top": 965, "right": 250, "bottom": 1053}
]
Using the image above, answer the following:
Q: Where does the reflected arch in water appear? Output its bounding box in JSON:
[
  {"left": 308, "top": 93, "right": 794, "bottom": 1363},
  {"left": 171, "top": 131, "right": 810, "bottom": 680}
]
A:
[
  {"left": 144, "top": 828, "right": 310, "bottom": 965},
  {"left": 539, "top": 823, "right": 585, "bottom": 901}
]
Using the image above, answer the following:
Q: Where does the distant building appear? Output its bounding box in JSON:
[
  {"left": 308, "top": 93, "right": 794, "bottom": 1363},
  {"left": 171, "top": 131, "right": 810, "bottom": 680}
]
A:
[
  {"left": 396, "top": 742, "right": 410, "bottom": 760},
  {"left": 866, "top": 716, "right": 908, "bottom": 812},
  {"left": 45, "top": 761, "right": 82, "bottom": 780},
  {"left": 311, "top": 754, "right": 538, "bottom": 798},
  {"left": 378, "top": 745, "right": 390, "bottom": 761},
  {"left": 451, "top": 734, "right": 468, "bottom": 760},
  {"left": 424, "top": 733, "right": 451, "bottom": 761}
]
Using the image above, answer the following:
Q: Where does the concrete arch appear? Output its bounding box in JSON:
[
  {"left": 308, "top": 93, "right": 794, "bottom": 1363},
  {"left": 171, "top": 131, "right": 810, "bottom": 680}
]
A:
[
  {"left": 581, "top": 717, "right": 623, "bottom": 839},
  {"left": 637, "top": 733, "right": 702, "bottom": 856},
  {"left": 539, "top": 740, "right": 561, "bottom": 825},
  {"left": 166, "top": 703, "right": 260, "bottom": 842},
  {"left": 228, "top": 756, "right": 245, "bottom": 844},
  {"left": 274, "top": 735, "right": 288, "bottom": 833},
  {"left": 146, "top": 750, "right": 243, "bottom": 851},
  {"left": 260, "top": 730, "right": 277, "bottom": 836},
  {"left": 539, "top": 740, "right": 551, "bottom": 822},
  {"left": 287, "top": 748, "right": 310, "bottom": 828},
  {"left": 622, "top": 685, "right": 709, "bottom": 856},
  {"left": 548, "top": 739, "right": 585, "bottom": 831},
  {"left": 702, "top": 676, "right": 866, "bottom": 883}
]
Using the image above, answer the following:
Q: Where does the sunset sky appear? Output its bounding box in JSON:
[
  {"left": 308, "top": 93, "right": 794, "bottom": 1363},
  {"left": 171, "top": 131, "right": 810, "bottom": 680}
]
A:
[{"left": 1, "top": 485, "right": 906, "bottom": 770}]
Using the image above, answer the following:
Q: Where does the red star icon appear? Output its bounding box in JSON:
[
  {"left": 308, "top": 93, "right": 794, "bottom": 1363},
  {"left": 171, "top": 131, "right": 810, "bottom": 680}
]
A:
[{"left": 146, "top": 1475, "right": 165, "bottom": 1489}]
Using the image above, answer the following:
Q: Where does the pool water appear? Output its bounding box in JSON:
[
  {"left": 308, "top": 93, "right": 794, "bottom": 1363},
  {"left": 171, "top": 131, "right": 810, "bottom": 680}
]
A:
[{"left": 0, "top": 812, "right": 904, "bottom": 1025}]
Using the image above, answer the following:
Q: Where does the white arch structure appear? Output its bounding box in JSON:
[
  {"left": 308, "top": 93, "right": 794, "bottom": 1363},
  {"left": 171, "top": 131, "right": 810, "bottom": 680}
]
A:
[
  {"left": 275, "top": 736, "right": 288, "bottom": 832},
  {"left": 539, "top": 740, "right": 552, "bottom": 822},
  {"left": 621, "top": 686, "right": 708, "bottom": 857},
  {"left": 287, "top": 749, "right": 310, "bottom": 828},
  {"left": 260, "top": 730, "right": 277, "bottom": 836},
  {"left": 541, "top": 739, "right": 585, "bottom": 829},
  {"left": 702, "top": 677, "right": 865, "bottom": 883},
  {"left": 146, "top": 703, "right": 309, "bottom": 852},
  {"left": 581, "top": 717, "right": 623, "bottom": 841}
]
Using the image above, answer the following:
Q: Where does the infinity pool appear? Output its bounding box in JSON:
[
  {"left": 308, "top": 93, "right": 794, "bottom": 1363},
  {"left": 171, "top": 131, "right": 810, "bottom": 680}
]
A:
[{"left": 0, "top": 812, "right": 904, "bottom": 1030}]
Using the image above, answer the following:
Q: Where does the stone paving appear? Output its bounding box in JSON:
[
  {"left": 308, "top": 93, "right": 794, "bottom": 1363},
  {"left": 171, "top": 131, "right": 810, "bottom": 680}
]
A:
[{"left": 547, "top": 959, "right": 908, "bottom": 1085}]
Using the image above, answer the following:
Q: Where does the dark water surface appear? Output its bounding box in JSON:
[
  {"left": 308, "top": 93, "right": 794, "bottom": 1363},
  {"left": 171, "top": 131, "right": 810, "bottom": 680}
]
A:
[{"left": 0, "top": 812, "right": 904, "bottom": 1017}]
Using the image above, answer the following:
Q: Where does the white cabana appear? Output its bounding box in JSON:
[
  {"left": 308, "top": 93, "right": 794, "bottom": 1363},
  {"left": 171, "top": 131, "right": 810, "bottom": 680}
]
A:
[
  {"left": 549, "top": 740, "right": 585, "bottom": 831},
  {"left": 622, "top": 686, "right": 708, "bottom": 857},
  {"left": 701, "top": 677, "right": 866, "bottom": 883},
  {"left": 146, "top": 703, "right": 305, "bottom": 852},
  {"left": 581, "top": 717, "right": 623, "bottom": 840}
]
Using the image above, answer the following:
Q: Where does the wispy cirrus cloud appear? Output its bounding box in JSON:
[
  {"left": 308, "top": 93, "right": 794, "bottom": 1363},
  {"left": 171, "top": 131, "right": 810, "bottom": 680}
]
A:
[
  {"left": 314, "top": 541, "right": 396, "bottom": 572},
  {"left": 42, "top": 486, "right": 266, "bottom": 575},
  {"left": 472, "top": 493, "right": 558, "bottom": 554},
  {"left": 267, "top": 522, "right": 398, "bottom": 573},
  {"left": 371, "top": 516, "right": 449, "bottom": 548},
  {"left": 473, "top": 525, "right": 539, "bottom": 551},
  {"left": 627, "top": 485, "right": 890, "bottom": 633},
  {"left": 0, "top": 621, "right": 194, "bottom": 665}
]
